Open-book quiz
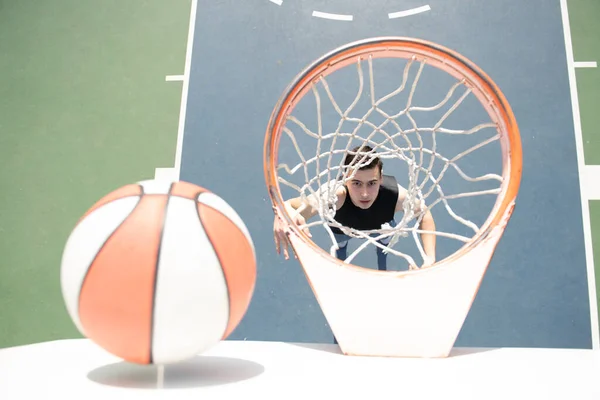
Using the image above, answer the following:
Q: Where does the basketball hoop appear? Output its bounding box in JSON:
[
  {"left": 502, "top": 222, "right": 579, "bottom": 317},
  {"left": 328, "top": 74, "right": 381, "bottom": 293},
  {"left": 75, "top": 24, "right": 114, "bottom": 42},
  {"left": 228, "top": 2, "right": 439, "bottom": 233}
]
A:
[{"left": 264, "top": 37, "right": 522, "bottom": 357}]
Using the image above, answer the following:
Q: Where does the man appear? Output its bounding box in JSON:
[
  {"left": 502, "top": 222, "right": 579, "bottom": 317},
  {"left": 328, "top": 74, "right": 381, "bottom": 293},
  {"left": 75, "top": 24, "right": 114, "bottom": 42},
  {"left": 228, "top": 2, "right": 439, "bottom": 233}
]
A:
[{"left": 273, "top": 145, "right": 437, "bottom": 270}]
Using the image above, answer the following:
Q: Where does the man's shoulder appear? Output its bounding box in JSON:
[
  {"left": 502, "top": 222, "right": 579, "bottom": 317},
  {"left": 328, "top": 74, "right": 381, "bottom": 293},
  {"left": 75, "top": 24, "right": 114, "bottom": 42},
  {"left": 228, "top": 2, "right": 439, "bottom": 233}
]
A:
[{"left": 381, "top": 174, "right": 400, "bottom": 193}]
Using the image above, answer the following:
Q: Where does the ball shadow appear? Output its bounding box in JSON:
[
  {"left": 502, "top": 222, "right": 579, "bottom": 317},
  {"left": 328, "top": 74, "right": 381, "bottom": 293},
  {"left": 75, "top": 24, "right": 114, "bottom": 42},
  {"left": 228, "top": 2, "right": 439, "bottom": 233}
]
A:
[{"left": 87, "top": 355, "right": 265, "bottom": 389}]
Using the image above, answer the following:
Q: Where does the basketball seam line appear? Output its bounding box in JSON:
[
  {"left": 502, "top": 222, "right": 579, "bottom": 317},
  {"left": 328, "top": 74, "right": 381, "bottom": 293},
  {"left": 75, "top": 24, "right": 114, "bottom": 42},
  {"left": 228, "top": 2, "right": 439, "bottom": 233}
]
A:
[
  {"left": 148, "top": 182, "right": 176, "bottom": 364},
  {"left": 196, "top": 193, "right": 252, "bottom": 246},
  {"left": 192, "top": 189, "right": 206, "bottom": 201},
  {"left": 76, "top": 195, "right": 143, "bottom": 339},
  {"left": 194, "top": 201, "right": 233, "bottom": 340}
]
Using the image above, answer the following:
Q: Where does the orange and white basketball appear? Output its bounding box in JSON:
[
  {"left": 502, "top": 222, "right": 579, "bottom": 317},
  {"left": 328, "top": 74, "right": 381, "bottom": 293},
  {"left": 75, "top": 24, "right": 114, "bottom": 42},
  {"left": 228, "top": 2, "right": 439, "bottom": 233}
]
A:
[{"left": 60, "top": 179, "right": 256, "bottom": 365}]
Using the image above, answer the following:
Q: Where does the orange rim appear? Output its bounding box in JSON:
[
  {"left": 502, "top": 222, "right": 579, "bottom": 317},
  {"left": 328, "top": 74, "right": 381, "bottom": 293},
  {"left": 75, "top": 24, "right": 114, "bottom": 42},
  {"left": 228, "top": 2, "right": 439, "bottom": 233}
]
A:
[{"left": 264, "top": 37, "right": 522, "bottom": 271}]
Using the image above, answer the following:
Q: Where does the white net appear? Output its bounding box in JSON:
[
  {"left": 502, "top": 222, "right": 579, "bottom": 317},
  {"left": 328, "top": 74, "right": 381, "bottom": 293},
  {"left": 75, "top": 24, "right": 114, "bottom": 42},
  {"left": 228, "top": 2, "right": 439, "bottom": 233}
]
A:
[{"left": 275, "top": 53, "right": 505, "bottom": 270}]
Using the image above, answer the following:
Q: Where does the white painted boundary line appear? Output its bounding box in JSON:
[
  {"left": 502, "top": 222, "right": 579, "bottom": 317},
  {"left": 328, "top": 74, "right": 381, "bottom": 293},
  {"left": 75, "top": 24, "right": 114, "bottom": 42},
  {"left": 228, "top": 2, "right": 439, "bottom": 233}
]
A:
[
  {"left": 575, "top": 61, "right": 598, "bottom": 68},
  {"left": 154, "top": 167, "right": 175, "bottom": 181},
  {"left": 165, "top": 75, "right": 185, "bottom": 81},
  {"left": 156, "top": 0, "right": 198, "bottom": 182},
  {"left": 560, "top": 0, "right": 599, "bottom": 350},
  {"left": 156, "top": 0, "right": 197, "bottom": 181},
  {"left": 583, "top": 166, "right": 600, "bottom": 200},
  {"left": 312, "top": 11, "right": 353, "bottom": 21},
  {"left": 389, "top": 5, "right": 431, "bottom": 19},
  {"left": 269, "top": 0, "right": 282, "bottom": 5}
]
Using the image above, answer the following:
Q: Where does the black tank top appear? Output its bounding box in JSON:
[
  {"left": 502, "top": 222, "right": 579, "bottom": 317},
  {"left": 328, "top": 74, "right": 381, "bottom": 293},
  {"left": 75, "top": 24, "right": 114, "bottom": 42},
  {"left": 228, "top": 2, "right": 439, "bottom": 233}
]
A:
[{"left": 330, "top": 174, "right": 399, "bottom": 234}]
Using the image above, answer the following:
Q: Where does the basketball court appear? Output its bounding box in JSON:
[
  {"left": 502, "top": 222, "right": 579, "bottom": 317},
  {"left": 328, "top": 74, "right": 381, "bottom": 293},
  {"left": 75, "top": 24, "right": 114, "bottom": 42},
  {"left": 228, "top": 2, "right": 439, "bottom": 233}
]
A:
[
  {"left": 1, "top": 0, "right": 600, "bottom": 397},
  {"left": 175, "top": 0, "right": 598, "bottom": 349}
]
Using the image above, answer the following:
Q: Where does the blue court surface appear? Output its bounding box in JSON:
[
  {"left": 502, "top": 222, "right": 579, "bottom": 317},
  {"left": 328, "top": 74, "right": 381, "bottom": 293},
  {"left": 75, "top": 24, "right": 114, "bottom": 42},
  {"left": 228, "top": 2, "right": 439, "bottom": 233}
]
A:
[{"left": 178, "top": 0, "right": 593, "bottom": 350}]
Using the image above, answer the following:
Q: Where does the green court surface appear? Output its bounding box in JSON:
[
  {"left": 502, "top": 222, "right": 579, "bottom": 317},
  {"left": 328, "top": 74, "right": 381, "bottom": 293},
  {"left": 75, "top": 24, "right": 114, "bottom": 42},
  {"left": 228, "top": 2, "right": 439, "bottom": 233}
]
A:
[
  {"left": 569, "top": 0, "right": 600, "bottom": 324},
  {"left": 0, "top": 0, "right": 190, "bottom": 348},
  {"left": 569, "top": 0, "right": 600, "bottom": 63},
  {"left": 570, "top": 0, "right": 599, "bottom": 165},
  {"left": 576, "top": 69, "right": 600, "bottom": 165}
]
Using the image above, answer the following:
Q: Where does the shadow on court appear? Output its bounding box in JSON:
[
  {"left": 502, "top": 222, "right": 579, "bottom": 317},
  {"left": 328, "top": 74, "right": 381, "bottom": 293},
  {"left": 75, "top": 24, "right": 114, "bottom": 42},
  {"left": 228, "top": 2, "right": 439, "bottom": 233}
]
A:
[{"left": 87, "top": 355, "right": 264, "bottom": 389}]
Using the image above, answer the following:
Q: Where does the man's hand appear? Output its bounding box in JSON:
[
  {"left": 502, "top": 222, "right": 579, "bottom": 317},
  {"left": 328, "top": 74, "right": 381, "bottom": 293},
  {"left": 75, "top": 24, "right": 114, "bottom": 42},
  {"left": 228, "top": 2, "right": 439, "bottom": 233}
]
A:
[{"left": 273, "top": 205, "right": 311, "bottom": 260}]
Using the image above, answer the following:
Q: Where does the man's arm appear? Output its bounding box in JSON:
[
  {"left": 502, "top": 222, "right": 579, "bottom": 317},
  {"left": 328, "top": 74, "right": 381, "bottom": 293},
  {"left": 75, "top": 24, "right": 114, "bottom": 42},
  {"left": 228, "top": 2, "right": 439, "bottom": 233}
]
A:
[
  {"left": 417, "top": 206, "right": 436, "bottom": 266},
  {"left": 274, "top": 196, "right": 314, "bottom": 260},
  {"left": 274, "top": 185, "right": 346, "bottom": 260},
  {"left": 395, "top": 184, "right": 437, "bottom": 266},
  {"left": 286, "top": 183, "right": 346, "bottom": 220},
  {"left": 284, "top": 195, "right": 320, "bottom": 220}
]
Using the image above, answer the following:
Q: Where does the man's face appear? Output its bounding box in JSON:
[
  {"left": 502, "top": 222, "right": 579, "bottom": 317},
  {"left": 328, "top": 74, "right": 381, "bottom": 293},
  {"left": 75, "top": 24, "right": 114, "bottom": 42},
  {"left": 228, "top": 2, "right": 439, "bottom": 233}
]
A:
[{"left": 346, "top": 167, "right": 382, "bottom": 209}]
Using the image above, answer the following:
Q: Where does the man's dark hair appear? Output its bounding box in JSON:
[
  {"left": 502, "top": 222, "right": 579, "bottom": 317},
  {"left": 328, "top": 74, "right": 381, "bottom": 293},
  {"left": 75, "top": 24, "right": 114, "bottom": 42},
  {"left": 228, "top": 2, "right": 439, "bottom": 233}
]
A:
[{"left": 343, "top": 145, "right": 383, "bottom": 175}]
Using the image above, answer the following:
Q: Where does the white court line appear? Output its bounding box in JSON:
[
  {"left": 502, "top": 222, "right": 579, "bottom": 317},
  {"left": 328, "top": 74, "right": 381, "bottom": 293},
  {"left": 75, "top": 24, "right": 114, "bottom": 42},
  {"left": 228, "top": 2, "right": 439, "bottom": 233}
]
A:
[
  {"left": 269, "top": 0, "right": 282, "bottom": 5},
  {"left": 583, "top": 166, "right": 600, "bottom": 200},
  {"left": 154, "top": 167, "right": 176, "bottom": 181},
  {"left": 388, "top": 5, "right": 431, "bottom": 19},
  {"left": 312, "top": 11, "right": 353, "bottom": 21},
  {"left": 560, "top": 0, "right": 600, "bottom": 350},
  {"left": 165, "top": 75, "right": 184, "bottom": 81},
  {"left": 575, "top": 61, "right": 598, "bottom": 68},
  {"left": 171, "top": 0, "right": 198, "bottom": 181}
]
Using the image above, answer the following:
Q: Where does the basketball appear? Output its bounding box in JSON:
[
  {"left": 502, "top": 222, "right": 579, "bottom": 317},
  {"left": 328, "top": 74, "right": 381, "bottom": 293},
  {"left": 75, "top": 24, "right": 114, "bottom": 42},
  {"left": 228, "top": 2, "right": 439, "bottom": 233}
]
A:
[{"left": 60, "top": 179, "right": 256, "bottom": 365}]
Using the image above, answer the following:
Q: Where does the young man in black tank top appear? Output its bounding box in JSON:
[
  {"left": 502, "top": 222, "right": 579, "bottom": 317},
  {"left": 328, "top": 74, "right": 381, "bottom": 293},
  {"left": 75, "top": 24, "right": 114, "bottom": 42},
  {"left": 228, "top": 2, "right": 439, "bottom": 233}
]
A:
[{"left": 273, "top": 145, "right": 437, "bottom": 270}]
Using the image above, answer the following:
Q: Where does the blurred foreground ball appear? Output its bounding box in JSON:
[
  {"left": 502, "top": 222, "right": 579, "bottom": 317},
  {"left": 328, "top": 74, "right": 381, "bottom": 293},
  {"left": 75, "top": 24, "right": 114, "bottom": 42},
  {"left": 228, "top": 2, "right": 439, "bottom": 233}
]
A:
[{"left": 60, "top": 179, "right": 256, "bottom": 364}]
